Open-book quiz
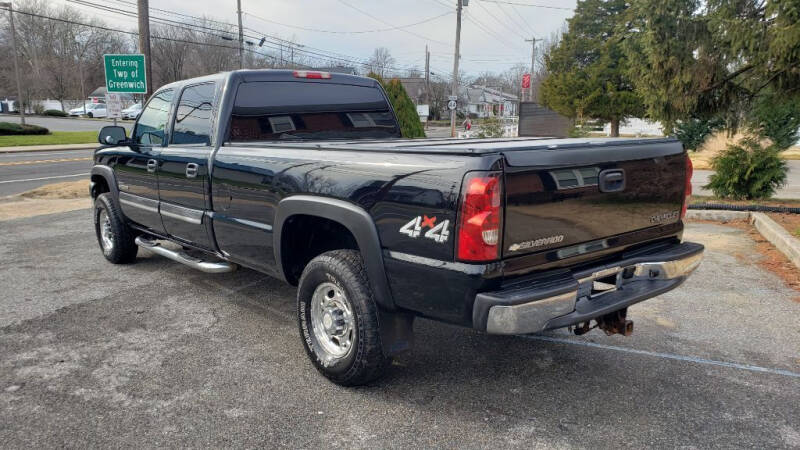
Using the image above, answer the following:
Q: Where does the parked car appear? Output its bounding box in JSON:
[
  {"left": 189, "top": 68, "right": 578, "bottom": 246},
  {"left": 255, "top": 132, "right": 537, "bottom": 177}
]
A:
[
  {"left": 84, "top": 103, "right": 107, "bottom": 118},
  {"left": 121, "top": 103, "right": 142, "bottom": 120},
  {"left": 90, "top": 69, "right": 703, "bottom": 386},
  {"left": 68, "top": 103, "right": 107, "bottom": 118},
  {"left": 68, "top": 104, "right": 89, "bottom": 116}
]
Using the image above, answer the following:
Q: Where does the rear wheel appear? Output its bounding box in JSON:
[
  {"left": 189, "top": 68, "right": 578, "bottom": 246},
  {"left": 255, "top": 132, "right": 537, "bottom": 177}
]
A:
[
  {"left": 297, "top": 250, "right": 390, "bottom": 386},
  {"left": 94, "top": 193, "right": 138, "bottom": 264}
]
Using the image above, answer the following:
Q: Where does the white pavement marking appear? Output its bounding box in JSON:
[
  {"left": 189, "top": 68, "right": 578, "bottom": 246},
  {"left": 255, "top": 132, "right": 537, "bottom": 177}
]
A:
[
  {"left": 0, "top": 173, "right": 88, "bottom": 184},
  {"left": 524, "top": 335, "right": 800, "bottom": 379}
]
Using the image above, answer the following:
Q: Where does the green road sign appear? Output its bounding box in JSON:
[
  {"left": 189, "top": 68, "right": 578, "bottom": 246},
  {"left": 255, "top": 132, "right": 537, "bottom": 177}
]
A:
[{"left": 103, "top": 54, "right": 147, "bottom": 93}]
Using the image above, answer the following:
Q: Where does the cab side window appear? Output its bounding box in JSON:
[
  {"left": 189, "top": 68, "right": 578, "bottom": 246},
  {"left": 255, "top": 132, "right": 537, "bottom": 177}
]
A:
[
  {"left": 172, "top": 83, "right": 216, "bottom": 145},
  {"left": 133, "top": 89, "right": 174, "bottom": 145}
]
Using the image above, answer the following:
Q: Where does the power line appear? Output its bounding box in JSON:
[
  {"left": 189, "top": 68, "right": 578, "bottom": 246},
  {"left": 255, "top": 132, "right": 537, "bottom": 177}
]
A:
[
  {"left": 244, "top": 10, "right": 453, "bottom": 35},
  {"left": 509, "top": 3, "right": 537, "bottom": 36},
  {"left": 47, "top": 0, "right": 457, "bottom": 77},
  {"left": 495, "top": 2, "right": 538, "bottom": 38},
  {"left": 428, "top": 0, "right": 527, "bottom": 53},
  {"left": 102, "top": 0, "right": 428, "bottom": 75},
  {"left": 335, "top": 0, "right": 451, "bottom": 46},
  {"left": 478, "top": 0, "right": 573, "bottom": 11},
  {"left": 472, "top": 0, "right": 528, "bottom": 40},
  {"left": 6, "top": 8, "right": 284, "bottom": 61},
  {"left": 463, "top": 10, "right": 527, "bottom": 53},
  {"left": 81, "top": 0, "right": 358, "bottom": 65},
  {"left": 111, "top": 0, "right": 234, "bottom": 28},
  {"left": 65, "top": 0, "right": 372, "bottom": 69}
]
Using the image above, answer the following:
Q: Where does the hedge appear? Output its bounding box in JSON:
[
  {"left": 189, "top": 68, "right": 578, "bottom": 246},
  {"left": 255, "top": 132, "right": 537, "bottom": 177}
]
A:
[
  {"left": 43, "top": 109, "right": 68, "bottom": 117},
  {"left": 0, "top": 122, "right": 50, "bottom": 135}
]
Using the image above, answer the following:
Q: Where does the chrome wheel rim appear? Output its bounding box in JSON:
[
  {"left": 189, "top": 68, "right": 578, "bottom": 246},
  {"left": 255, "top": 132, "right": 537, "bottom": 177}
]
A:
[
  {"left": 310, "top": 282, "right": 354, "bottom": 359},
  {"left": 99, "top": 209, "right": 114, "bottom": 251}
]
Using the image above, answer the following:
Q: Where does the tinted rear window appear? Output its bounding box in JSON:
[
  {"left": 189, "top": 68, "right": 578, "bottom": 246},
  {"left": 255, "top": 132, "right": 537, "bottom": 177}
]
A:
[{"left": 228, "top": 81, "right": 400, "bottom": 142}]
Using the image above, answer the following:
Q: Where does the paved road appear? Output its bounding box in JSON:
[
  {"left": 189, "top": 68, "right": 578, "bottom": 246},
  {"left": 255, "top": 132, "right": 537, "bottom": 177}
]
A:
[
  {"left": 0, "top": 114, "right": 133, "bottom": 132},
  {"left": 694, "top": 159, "right": 800, "bottom": 199},
  {"left": 0, "top": 213, "right": 798, "bottom": 447},
  {"left": 0, "top": 149, "right": 93, "bottom": 196}
]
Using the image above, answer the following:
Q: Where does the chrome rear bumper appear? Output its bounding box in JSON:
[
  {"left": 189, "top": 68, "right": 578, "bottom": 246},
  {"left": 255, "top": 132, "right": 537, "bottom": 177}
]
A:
[{"left": 475, "top": 242, "right": 704, "bottom": 335}]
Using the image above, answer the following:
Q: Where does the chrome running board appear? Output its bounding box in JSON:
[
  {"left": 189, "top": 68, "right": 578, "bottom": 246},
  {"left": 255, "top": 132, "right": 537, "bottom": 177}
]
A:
[{"left": 135, "top": 237, "right": 237, "bottom": 273}]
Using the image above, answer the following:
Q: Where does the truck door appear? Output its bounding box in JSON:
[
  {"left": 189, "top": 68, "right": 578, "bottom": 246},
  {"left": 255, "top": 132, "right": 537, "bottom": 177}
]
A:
[
  {"left": 157, "top": 82, "right": 217, "bottom": 249},
  {"left": 116, "top": 88, "right": 174, "bottom": 234}
]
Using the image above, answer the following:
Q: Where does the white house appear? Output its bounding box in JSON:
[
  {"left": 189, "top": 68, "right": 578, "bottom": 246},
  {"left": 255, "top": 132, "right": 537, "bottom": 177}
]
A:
[{"left": 461, "top": 85, "right": 518, "bottom": 118}]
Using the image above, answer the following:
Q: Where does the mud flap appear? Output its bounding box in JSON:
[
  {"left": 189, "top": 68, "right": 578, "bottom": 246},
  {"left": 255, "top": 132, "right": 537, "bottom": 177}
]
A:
[{"left": 378, "top": 309, "right": 415, "bottom": 357}]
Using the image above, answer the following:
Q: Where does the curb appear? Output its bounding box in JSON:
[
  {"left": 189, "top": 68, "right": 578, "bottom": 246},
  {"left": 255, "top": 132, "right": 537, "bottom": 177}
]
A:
[
  {"left": 749, "top": 212, "right": 800, "bottom": 269},
  {"left": 0, "top": 144, "right": 96, "bottom": 154},
  {"left": 688, "top": 209, "right": 800, "bottom": 270}
]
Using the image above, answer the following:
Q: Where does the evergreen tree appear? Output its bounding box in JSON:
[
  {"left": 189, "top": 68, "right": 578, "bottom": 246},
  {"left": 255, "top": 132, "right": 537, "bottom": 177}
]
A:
[
  {"left": 625, "top": 0, "right": 800, "bottom": 130},
  {"left": 368, "top": 72, "right": 425, "bottom": 138},
  {"left": 540, "top": 0, "right": 643, "bottom": 137}
]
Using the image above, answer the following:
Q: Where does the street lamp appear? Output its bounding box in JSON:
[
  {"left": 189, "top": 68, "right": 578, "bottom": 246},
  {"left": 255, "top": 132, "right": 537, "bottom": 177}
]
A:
[{"left": 0, "top": 2, "right": 25, "bottom": 125}]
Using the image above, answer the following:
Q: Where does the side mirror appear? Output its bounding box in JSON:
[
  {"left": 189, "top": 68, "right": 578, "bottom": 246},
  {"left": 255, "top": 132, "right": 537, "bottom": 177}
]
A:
[{"left": 98, "top": 126, "right": 128, "bottom": 146}]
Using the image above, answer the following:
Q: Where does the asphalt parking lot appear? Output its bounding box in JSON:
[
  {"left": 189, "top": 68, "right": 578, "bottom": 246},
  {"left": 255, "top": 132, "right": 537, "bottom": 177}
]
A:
[{"left": 1, "top": 210, "right": 799, "bottom": 448}]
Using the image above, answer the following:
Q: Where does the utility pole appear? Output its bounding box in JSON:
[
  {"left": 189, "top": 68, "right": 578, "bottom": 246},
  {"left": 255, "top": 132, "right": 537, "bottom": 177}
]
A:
[
  {"left": 137, "top": 0, "right": 153, "bottom": 99},
  {"left": 236, "top": 0, "right": 244, "bottom": 69},
  {"left": 524, "top": 37, "right": 540, "bottom": 103},
  {"left": 1, "top": 2, "right": 25, "bottom": 125},
  {"left": 424, "top": 45, "right": 430, "bottom": 128},
  {"left": 424, "top": 45, "right": 430, "bottom": 104},
  {"left": 450, "top": 0, "right": 464, "bottom": 138}
]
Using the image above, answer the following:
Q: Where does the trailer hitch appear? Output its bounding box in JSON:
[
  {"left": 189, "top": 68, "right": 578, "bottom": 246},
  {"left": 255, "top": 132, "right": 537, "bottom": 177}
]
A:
[
  {"left": 597, "top": 309, "right": 633, "bottom": 336},
  {"left": 572, "top": 309, "right": 633, "bottom": 336}
]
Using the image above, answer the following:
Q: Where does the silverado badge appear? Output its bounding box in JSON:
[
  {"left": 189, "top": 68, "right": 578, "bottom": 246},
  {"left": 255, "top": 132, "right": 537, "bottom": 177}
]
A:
[{"left": 508, "top": 234, "right": 565, "bottom": 252}]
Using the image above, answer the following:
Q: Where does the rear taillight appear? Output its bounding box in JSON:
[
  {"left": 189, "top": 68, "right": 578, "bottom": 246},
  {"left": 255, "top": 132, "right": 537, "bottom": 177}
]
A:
[
  {"left": 457, "top": 171, "right": 503, "bottom": 261},
  {"left": 681, "top": 156, "right": 693, "bottom": 219},
  {"left": 292, "top": 70, "right": 331, "bottom": 79}
]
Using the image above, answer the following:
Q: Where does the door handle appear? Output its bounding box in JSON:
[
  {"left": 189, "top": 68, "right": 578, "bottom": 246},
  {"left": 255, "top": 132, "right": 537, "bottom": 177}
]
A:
[
  {"left": 598, "top": 169, "right": 625, "bottom": 193},
  {"left": 146, "top": 159, "right": 157, "bottom": 173},
  {"left": 185, "top": 163, "right": 199, "bottom": 178}
]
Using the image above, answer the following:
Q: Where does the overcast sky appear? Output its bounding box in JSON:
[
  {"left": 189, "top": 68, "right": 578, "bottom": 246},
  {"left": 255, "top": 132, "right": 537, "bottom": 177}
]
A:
[{"left": 54, "top": 0, "right": 576, "bottom": 77}]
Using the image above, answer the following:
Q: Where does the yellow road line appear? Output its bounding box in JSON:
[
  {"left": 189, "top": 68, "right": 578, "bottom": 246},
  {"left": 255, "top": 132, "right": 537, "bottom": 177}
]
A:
[{"left": 0, "top": 157, "right": 92, "bottom": 167}]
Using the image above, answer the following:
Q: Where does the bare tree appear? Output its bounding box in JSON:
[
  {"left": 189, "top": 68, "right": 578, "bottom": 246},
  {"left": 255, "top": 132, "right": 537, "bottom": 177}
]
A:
[
  {"left": 152, "top": 25, "right": 189, "bottom": 86},
  {"left": 0, "top": 1, "right": 127, "bottom": 110},
  {"left": 367, "top": 47, "right": 395, "bottom": 78},
  {"left": 501, "top": 63, "right": 528, "bottom": 100}
]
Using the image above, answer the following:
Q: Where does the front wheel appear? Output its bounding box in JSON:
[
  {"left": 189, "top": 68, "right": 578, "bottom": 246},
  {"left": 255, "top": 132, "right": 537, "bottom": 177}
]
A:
[
  {"left": 297, "top": 250, "right": 390, "bottom": 386},
  {"left": 94, "top": 193, "right": 138, "bottom": 264}
]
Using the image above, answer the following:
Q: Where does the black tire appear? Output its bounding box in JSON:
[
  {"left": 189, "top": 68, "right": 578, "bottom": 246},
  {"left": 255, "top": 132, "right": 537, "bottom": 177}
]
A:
[
  {"left": 94, "top": 193, "right": 138, "bottom": 264},
  {"left": 297, "top": 249, "right": 390, "bottom": 386},
  {"left": 87, "top": 112, "right": 93, "bottom": 118}
]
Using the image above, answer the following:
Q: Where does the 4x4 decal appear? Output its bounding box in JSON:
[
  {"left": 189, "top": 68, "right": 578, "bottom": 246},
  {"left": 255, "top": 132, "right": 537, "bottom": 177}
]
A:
[{"left": 399, "top": 215, "right": 450, "bottom": 243}]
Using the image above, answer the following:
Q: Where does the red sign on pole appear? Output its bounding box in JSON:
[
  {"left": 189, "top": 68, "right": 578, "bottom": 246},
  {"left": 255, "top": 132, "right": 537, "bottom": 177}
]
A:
[{"left": 521, "top": 73, "right": 531, "bottom": 89}]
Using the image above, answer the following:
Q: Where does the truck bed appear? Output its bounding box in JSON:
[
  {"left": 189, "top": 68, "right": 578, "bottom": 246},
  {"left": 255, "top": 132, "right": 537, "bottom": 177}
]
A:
[{"left": 224, "top": 137, "right": 683, "bottom": 159}]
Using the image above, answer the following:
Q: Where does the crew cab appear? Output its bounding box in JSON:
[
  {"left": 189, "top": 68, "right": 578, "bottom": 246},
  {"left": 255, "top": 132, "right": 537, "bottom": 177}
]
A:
[{"left": 91, "top": 69, "right": 703, "bottom": 386}]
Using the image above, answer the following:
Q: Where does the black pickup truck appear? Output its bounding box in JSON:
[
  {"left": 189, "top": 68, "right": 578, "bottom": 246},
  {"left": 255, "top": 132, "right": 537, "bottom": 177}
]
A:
[{"left": 91, "top": 69, "right": 703, "bottom": 385}]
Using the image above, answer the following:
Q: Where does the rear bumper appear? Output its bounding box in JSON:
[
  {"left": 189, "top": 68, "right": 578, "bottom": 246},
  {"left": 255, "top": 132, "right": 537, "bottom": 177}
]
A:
[{"left": 473, "top": 241, "right": 704, "bottom": 335}]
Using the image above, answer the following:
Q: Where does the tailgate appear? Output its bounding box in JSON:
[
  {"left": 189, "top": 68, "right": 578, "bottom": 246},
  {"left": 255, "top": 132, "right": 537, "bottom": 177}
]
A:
[{"left": 502, "top": 140, "right": 687, "bottom": 259}]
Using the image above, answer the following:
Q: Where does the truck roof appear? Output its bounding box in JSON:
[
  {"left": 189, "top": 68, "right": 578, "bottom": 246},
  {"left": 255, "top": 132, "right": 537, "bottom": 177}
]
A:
[{"left": 158, "top": 69, "right": 381, "bottom": 93}]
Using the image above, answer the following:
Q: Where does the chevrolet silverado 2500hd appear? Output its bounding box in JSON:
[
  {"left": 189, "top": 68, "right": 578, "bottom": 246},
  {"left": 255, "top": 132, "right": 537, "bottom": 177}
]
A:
[{"left": 91, "top": 70, "right": 703, "bottom": 386}]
